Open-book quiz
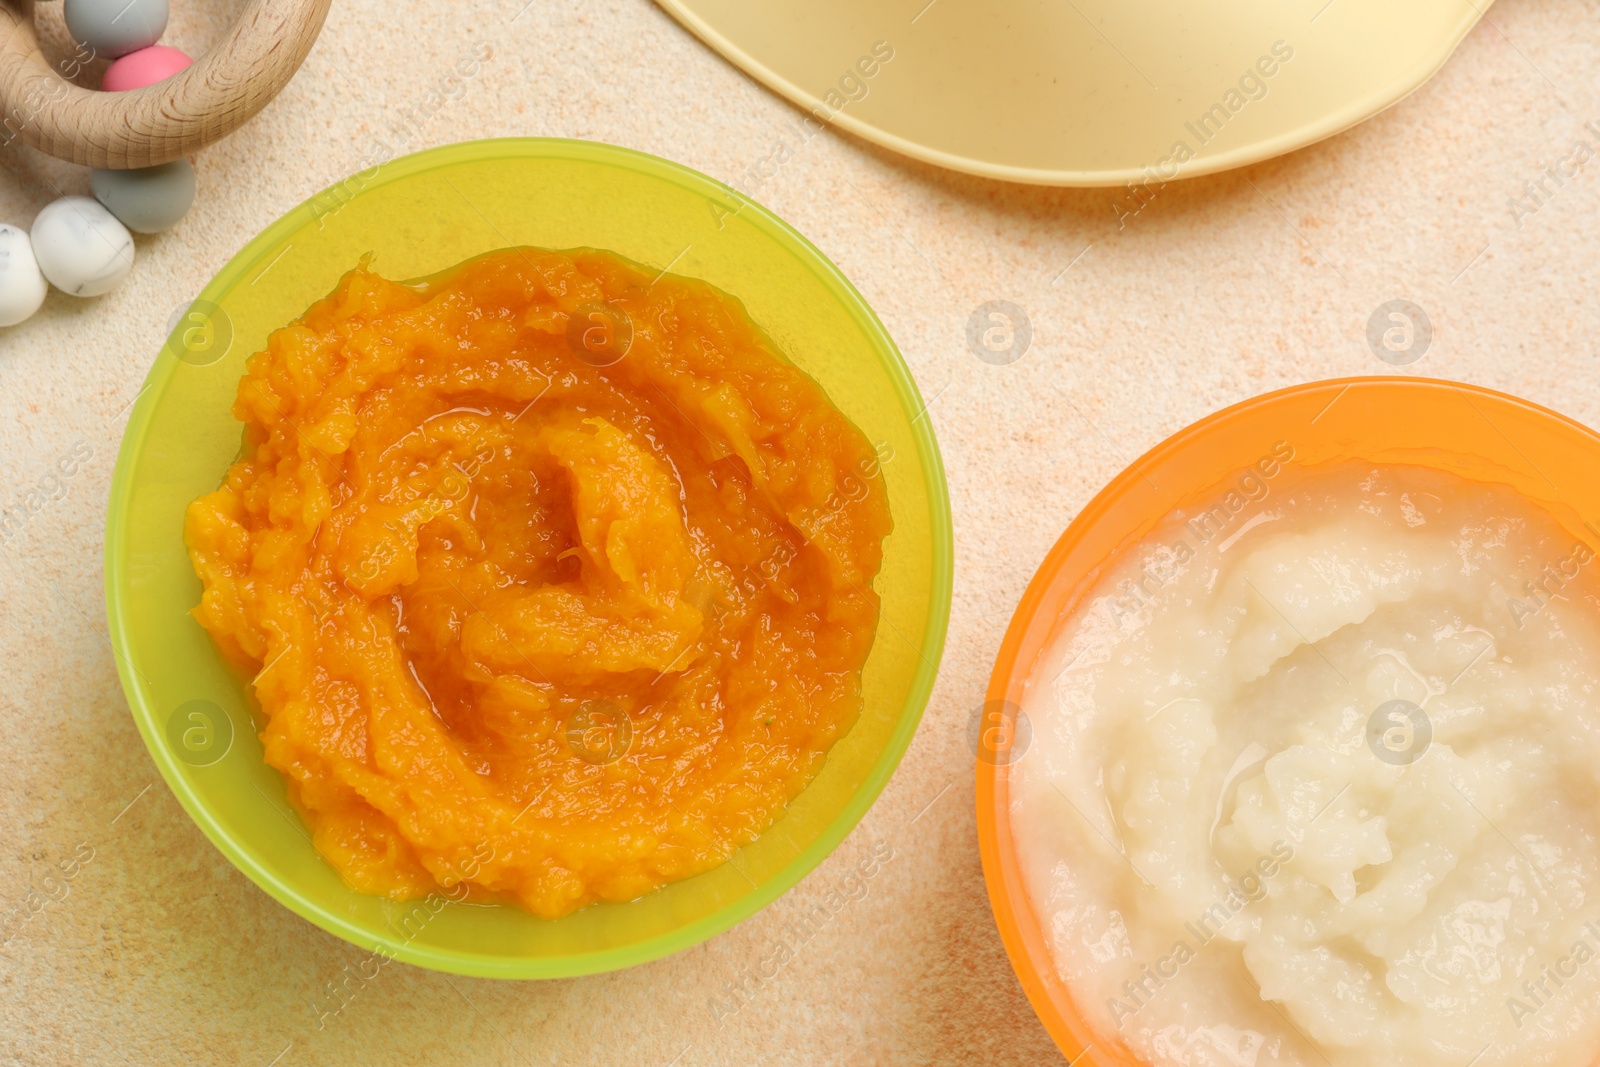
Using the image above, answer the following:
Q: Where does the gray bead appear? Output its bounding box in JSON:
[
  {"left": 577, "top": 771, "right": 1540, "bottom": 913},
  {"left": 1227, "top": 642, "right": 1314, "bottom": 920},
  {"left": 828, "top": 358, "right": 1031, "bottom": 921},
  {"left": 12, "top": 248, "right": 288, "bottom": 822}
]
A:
[
  {"left": 64, "top": 0, "right": 168, "bottom": 59},
  {"left": 92, "top": 160, "right": 195, "bottom": 234}
]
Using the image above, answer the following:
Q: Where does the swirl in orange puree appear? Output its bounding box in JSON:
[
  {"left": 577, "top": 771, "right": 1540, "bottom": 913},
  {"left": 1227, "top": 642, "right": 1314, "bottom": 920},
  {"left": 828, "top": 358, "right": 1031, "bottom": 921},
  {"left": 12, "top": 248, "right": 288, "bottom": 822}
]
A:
[{"left": 184, "top": 249, "right": 891, "bottom": 918}]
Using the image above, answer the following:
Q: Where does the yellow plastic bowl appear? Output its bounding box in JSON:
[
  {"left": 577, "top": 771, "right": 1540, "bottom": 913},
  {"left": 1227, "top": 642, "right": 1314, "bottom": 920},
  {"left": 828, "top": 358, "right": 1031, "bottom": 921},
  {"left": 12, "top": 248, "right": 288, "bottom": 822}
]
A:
[{"left": 105, "top": 138, "right": 952, "bottom": 978}]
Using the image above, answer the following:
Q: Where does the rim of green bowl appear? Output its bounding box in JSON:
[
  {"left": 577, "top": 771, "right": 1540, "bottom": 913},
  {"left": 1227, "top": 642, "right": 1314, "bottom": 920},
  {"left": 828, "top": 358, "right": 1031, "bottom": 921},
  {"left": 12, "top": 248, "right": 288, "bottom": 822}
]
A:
[{"left": 104, "top": 137, "right": 954, "bottom": 978}]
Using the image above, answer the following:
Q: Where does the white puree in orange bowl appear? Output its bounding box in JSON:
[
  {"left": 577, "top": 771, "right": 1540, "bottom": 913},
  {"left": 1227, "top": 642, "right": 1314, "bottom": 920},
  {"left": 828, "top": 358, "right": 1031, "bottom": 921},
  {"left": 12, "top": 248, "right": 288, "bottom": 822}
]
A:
[{"left": 1012, "top": 461, "right": 1600, "bottom": 1067}]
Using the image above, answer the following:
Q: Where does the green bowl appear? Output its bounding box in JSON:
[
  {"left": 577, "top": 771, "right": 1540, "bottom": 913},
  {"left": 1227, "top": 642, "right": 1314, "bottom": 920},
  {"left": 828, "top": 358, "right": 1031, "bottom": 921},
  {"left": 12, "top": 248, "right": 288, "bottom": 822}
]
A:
[{"left": 105, "top": 138, "right": 952, "bottom": 978}]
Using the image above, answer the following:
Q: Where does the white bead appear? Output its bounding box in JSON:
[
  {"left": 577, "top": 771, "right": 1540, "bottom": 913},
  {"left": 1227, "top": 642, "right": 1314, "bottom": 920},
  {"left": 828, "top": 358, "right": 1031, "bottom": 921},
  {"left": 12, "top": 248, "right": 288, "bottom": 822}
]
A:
[
  {"left": 0, "top": 224, "right": 48, "bottom": 327},
  {"left": 31, "top": 197, "right": 135, "bottom": 298}
]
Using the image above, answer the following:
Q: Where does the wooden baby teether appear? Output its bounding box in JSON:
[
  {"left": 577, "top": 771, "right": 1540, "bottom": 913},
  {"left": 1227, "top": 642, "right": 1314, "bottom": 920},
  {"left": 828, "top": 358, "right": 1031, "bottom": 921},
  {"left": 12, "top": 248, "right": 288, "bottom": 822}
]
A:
[{"left": 0, "top": 0, "right": 330, "bottom": 169}]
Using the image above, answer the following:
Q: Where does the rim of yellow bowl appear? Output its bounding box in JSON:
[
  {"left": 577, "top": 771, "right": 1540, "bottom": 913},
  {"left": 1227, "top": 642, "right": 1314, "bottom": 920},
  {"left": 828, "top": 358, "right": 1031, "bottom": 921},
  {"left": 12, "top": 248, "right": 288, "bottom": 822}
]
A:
[
  {"left": 655, "top": 0, "right": 1486, "bottom": 187},
  {"left": 105, "top": 137, "right": 953, "bottom": 978}
]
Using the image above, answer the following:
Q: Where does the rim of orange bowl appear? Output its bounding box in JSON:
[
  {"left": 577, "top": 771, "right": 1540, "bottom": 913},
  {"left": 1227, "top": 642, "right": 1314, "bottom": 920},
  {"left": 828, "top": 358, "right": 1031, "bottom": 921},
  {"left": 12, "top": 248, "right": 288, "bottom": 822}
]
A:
[
  {"left": 105, "top": 138, "right": 953, "bottom": 978},
  {"left": 976, "top": 375, "right": 1600, "bottom": 1061}
]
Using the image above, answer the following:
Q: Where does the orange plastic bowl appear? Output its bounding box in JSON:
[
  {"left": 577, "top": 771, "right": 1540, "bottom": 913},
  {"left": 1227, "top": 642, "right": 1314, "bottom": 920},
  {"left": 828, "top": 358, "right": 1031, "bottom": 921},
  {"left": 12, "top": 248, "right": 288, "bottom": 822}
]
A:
[{"left": 976, "top": 376, "right": 1600, "bottom": 1064}]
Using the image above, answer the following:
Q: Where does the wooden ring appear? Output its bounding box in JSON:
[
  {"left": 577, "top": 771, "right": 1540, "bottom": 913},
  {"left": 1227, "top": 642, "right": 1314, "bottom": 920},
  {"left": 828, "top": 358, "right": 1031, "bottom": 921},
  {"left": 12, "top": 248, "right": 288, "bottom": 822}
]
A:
[{"left": 0, "top": 0, "right": 330, "bottom": 169}]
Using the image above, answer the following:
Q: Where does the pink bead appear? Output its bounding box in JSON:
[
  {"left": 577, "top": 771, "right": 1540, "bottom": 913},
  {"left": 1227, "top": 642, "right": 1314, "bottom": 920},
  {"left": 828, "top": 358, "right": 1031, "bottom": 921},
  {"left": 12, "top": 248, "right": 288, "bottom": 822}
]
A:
[{"left": 101, "top": 45, "right": 193, "bottom": 92}]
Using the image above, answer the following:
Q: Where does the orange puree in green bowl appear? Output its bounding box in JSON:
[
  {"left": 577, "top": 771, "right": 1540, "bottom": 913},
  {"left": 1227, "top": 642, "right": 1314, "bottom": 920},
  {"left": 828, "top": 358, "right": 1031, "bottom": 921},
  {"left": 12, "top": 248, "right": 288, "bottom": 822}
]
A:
[{"left": 184, "top": 248, "right": 893, "bottom": 919}]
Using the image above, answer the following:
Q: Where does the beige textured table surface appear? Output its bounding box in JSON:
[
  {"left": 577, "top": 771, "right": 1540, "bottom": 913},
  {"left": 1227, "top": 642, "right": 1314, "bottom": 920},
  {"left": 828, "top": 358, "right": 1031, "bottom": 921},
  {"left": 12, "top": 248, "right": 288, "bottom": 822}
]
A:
[{"left": 2, "top": 0, "right": 1597, "bottom": 1063}]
